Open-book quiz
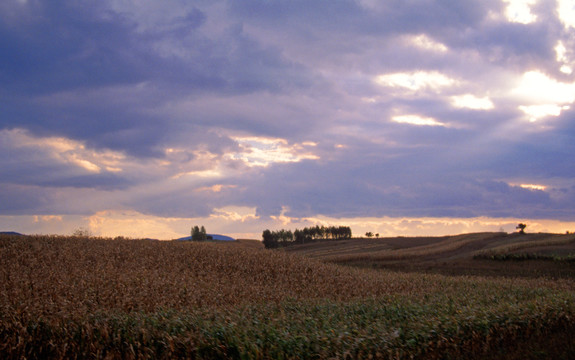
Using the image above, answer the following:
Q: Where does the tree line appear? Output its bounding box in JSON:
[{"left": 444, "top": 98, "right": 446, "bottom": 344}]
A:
[
  {"left": 191, "top": 225, "right": 213, "bottom": 241},
  {"left": 262, "top": 225, "right": 352, "bottom": 249}
]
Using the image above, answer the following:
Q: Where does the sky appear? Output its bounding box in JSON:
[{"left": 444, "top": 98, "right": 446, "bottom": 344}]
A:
[{"left": 2, "top": 0, "right": 575, "bottom": 240}]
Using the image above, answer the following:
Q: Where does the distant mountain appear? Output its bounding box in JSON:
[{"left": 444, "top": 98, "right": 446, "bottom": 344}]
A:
[
  {"left": 0, "top": 231, "right": 25, "bottom": 236},
  {"left": 176, "top": 234, "right": 236, "bottom": 241}
]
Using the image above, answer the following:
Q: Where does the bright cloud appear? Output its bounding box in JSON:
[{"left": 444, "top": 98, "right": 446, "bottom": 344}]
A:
[
  {"left": 195, "top": 184, "right": 238, "bottom": 193},
  {"left": 514, "top": 71, "right": 575, "bottom": 104},
  {"left": 519, "top": 184, "right": 547, "bottom": 191},
  {"left": 406, "top": 34, "right": 449, "bottom": 53},
  {"left": 0, "top": 128, "right": 125, "bottom": 174},
  {"left": 513, "top": 71, "right": 575, "bottom": 121},
  {"left": 375, "top": 71, "right": 457, "bottom": 92},
  {"left": 503, "top": 0, "right": 537, "bottom": 24},
  {"left": 392, "top": 115, "right": 447, "bottom": 127},
  {"left": 558, "top": 0, "right": 575, "bottom": 28},
  {"left": 555, "top": 41, "right": 573, "bottom": 74},
  {"left": 228, "top": 136, "right": 319, "bottom": 167},
  {"left": 518, "top": 104, "right": 570, "bottom": 122},
  {"left": 211, "top": 206, "right": 259, "bottom": 222},
  {"left": 451, "top": 94, "right": 495, "bottom": 110}
]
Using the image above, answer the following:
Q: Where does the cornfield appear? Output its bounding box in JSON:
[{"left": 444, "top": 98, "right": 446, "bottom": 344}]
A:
[{"left": 1, "top": 234, "right": 574, "bottom": 359}]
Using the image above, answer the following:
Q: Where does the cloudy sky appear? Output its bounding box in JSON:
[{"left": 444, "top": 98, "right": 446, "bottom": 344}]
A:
[{"left": 2, "top": 0, "right": 575, "bottom": 239}]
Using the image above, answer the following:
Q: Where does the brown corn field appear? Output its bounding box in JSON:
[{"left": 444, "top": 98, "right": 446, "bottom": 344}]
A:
[{"left": 1, "top": 234, "right": 574, "bottom": 359}]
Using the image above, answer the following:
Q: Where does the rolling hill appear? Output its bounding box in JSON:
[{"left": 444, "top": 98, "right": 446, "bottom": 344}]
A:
[{"left": 282, "top": 232, "right": 575, "bottom": 278}]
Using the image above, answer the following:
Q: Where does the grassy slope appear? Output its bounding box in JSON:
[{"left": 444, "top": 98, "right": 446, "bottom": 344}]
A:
[
  {"left": 1, "top": 234, "right": 574, "bottom": 359},
  {"left": 283, "top": 232, "right": 575, "bottom": 278}
]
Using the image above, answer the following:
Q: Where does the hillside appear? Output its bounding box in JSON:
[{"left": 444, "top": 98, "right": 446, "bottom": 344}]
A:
[{"left": 282, "top": 232, "right": 575, "bottom": 278}]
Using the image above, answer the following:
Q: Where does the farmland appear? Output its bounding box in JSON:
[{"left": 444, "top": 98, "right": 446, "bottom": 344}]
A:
[
  {"left": 284, "top": 232, "right": 575, "bottom": 278},
  {"left": 1, "top": 233, "right": 574, "bottom": 359}
]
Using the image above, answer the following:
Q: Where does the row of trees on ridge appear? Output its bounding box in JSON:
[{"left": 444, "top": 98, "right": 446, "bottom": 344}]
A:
[{"left": 262, "top": 225, "right": 352, "bottom": 249}]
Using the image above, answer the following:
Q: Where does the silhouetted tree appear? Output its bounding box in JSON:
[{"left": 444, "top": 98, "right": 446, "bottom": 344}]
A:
[
  {"left": 516, "top": 223, "right": 527, "bottom": 234},
  {"left": 191, "top": 225, "right": 207, "bottom": 241},
  {"left": 262, "top": 229, "right": 278, "bottom": 249}
]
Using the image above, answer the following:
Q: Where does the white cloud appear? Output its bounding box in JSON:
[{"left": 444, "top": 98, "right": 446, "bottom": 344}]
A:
[
  {"left": 227, "top": 136, "right": 319, "bottom": 167},
  {"left": 392, "top": 115, "right": 447, "bottom": 127},
  {"left": 519, "top": 104, "right": 570, "bottom": 122},
  {"left": 558, "top": 0, "right": 575, "bottom": 28},
  {"left": 451, "top": 94, "right": 495, "bottom": 110},
  {"left": 555, "top": 41, "right": 573, "bottom": 75},
  {"left": 513, "top": 71, "right": 575, "bottom": 121},
  {"left": 503, "top": 0, "right": 537, "bottom": 24},
  {"left": 406, "top": 34, "right": 448, "bottom": 53},
  {"left": 375, "top": 71, "right": 457, "bottom": 92}
]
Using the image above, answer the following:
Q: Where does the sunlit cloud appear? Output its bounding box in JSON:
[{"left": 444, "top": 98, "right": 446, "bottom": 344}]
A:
[
  {"left": 503, "top": 0, "right": 537, "bottom": 24},
  {"left": 270, "top": 206, "right": 293, "bottom": 226},
  {"left": 170, "top": 169, "right": 223, "bottom": 179},
  {"left": 558, "top": 0, "right": 575, "bottom": 28},
  {"left": 406, "top": 34, "right": 448, "bottom": 53},
  {"left": 228, "top": 136, "right": 319, "bottom": 167},
  {"left": 451, "top": 94, "right": 495, "bottom": 110},
  {"left": 375, "top": 71, "right": 457, "bottom": 92},
  {"left": 392, "top": 114, "right": 447, "bottom": 127},
  {"left": 519, "top": 104, "right": 570, "bottom": 122},
  {"left": 33, "top": 215, "right": 63, "bottom": 223},
  {"left": 555, "top": 41, "right": 573, "bottom": 75},
  {"left": 513, "top": 71, "right": 575, "bottom": 121},
  {"left": 519, "top": 183, "right": 547, "bottom": 191},
  {"left": 165, "top": 148, "right": 226, "bottom": 179},
  {"left": 211, "top": 206, "right": 259, "bottom": 222},
  {"left": 195, "top": 184, "right": 237, "bottom": 193},
  {"left": 361, "top": 97, "right": 378, "bottom": 103},
  {"left": 514, "top": 71, "right": 575, "bottom": 103},
  {"left": 1, "top": 128, "right": 126, "bottom": 174}
]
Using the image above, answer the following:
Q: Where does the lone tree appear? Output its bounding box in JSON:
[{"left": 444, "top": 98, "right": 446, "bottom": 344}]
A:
[
  {"left": 191, "top": 225, "right": 207, "bottom": 241},
  {"left": 516, "top": 223, "right": 527, "bottom": 234}
]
